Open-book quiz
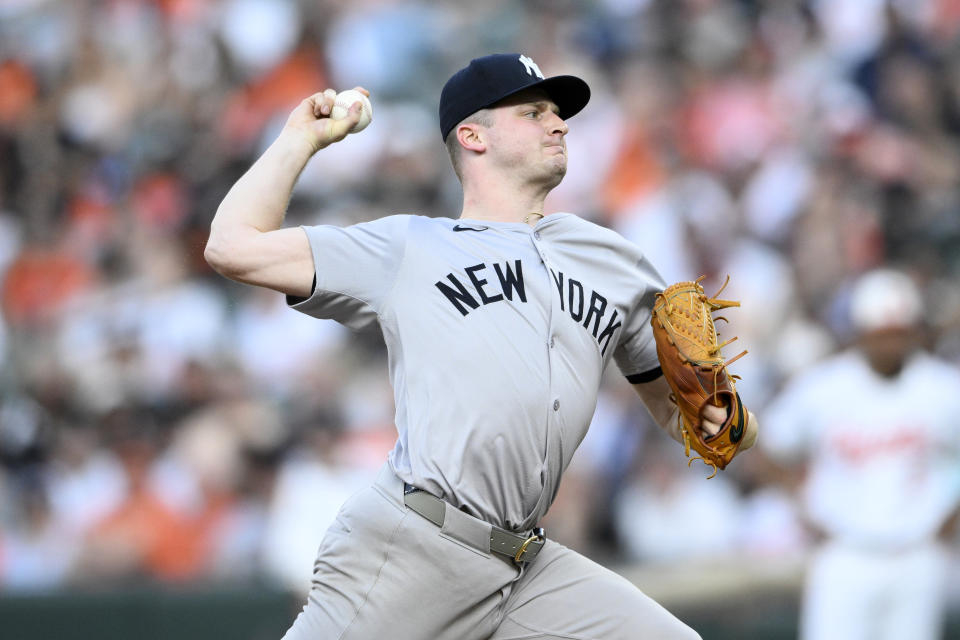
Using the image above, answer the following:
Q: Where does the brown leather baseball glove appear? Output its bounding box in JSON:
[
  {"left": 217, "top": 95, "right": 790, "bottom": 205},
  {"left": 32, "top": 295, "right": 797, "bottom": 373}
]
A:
[{"left": 650, "top": 276, "right": 748, "bottom": 477}]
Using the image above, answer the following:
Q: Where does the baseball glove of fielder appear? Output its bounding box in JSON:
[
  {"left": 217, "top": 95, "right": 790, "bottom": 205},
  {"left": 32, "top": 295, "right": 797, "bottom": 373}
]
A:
[{"left": 650, "top": 276, "right": 748, "bottom": 478}]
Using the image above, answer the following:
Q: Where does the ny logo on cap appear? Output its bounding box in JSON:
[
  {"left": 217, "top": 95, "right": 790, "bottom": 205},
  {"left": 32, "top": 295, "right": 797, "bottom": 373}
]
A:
[{"left": 518, "top": 55, "right": 544, "bottom": 80}]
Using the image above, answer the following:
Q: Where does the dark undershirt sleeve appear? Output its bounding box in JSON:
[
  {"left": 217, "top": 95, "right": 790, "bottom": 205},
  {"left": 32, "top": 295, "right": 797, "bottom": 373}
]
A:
[
  {"left": 285, "top": 274, "right": 316, "bottom": 306},
  {"left": 625, "top": 367, "right": 662, "bottom": 385}
]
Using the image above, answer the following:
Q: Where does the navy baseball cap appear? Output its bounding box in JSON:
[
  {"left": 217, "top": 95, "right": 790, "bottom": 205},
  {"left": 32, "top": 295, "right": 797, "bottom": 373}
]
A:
[{"left": 439, "top": 53, "right": 591, "bottom": 141}]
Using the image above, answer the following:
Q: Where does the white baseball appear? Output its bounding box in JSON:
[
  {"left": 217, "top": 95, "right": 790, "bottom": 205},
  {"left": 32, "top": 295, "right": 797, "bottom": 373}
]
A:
[{"left": 330, "top": 89, "right": 372, "bottom": 133}]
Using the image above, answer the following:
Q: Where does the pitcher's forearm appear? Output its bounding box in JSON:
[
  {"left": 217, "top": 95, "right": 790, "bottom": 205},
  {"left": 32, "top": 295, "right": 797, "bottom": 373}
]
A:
[
  {"left": 632, "top": 377, "right": 684, "bottom": 443},
  {"left": 212, "top": 131, "right": 316, "bottom": 236}
]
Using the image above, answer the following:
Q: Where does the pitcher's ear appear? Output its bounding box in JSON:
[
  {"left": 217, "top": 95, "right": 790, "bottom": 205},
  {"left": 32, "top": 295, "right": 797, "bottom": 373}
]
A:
[{"left": 457, "top": 123, "right": 486, "bottom": 154}]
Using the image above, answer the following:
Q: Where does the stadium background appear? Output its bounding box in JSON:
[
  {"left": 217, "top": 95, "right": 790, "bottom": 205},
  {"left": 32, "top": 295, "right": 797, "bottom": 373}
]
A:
[{"left": 1, "top": 0, "right": 959, "bottom": 637}]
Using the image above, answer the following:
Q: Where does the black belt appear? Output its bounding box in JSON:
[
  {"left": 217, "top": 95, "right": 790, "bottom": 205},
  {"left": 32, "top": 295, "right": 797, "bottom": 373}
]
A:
[{"left": 403, "top": 483, "right": 546, "bottom": 564}]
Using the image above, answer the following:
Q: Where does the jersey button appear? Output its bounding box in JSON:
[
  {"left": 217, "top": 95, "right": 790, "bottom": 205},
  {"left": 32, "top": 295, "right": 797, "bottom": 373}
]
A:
[
  {"left": 553, "top": 399, "right": 560, "bottom": 411},
  {"left": 534, "top": 231, "right": 541, "bottom": 240},
  {"left": 549, "top": 336, "right": 556, "bottom": 348}
]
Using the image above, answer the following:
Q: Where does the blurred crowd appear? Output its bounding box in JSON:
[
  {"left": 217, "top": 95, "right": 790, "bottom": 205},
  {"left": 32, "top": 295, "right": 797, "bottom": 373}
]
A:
[{"left": 1, "top": 0, "right": 960, "bottom": 599}]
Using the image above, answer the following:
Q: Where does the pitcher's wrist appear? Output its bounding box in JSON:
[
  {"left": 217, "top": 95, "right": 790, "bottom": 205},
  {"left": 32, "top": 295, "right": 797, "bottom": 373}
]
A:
[{"left": 275, "top": 127, "right": 324, "bottom": 159}]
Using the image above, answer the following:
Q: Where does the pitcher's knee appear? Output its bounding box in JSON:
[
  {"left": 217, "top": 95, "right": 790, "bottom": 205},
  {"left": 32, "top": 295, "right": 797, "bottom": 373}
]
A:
[
  {"left": 606, "top": 586, "right": 701, "bottom": 639},
  {"left": 623, "top": 610, "right": 701, "bottom": 640},
  {"left": 670, "top": 623, "right": 703, "bottom": 640}
]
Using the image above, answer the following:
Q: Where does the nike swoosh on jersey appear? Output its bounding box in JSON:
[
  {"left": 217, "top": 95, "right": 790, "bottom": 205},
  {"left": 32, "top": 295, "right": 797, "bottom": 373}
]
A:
[{"left": 453, "top": 224, "right": 489, "bottom": 232}]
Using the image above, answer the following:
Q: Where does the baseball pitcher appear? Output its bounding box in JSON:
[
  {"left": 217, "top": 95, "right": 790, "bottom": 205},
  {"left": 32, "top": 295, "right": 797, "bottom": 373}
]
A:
[{"left": 206, "top": 53, "right": 759, "bottom": 639}]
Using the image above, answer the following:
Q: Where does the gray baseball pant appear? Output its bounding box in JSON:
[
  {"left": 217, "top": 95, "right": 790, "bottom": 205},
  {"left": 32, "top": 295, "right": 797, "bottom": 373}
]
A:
[{"left": 281, "top": 464, "right": 701, "bottom": 640}]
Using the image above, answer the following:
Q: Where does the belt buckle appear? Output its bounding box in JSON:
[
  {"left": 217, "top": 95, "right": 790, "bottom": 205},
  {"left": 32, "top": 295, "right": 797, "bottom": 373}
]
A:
[{"left": 513, "top": 527, "right": 545, "bottom": 563}]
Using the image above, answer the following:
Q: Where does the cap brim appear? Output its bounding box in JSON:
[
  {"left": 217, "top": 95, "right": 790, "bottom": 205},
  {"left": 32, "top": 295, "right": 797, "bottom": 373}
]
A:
[{"left": 485, "top": 75, "right": 591, "bottom": 121}]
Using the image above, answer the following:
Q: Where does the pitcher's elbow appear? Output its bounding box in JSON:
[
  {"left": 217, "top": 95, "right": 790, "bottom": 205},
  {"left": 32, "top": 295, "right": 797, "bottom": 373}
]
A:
[{"left": 204, "top": 234, "right": 236, "bottom": 278}]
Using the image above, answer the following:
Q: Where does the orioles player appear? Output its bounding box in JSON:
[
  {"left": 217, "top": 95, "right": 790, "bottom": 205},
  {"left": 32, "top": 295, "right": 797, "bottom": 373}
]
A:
[
  {"left": 762, "top": 268, "right": 960, "bottom": 640},
  {"left": 205, "top": 53, "right": 757, "bottom": 639}
]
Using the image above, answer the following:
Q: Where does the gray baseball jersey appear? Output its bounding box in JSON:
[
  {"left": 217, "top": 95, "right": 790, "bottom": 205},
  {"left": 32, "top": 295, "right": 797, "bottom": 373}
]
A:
[{"left": 290, "top": 213, "right": 665, "bottom": 532}]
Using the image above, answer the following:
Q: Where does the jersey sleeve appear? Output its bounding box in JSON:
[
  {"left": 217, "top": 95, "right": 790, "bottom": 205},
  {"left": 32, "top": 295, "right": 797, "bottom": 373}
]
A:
[
  {"left": 613, "top": 253, "right": 666, "bottom": 383},
  {"left": 287, "top": 215, "right": 410, "bottom": 330}
]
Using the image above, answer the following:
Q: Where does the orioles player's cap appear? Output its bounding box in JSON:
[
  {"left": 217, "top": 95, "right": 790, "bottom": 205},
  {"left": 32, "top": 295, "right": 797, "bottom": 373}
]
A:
[
  {"left": 849, "top": 268, "right": 923, "bottom": 332},
  {"left": 439, "top": 53, "right": 591, "bottom": 141}
]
